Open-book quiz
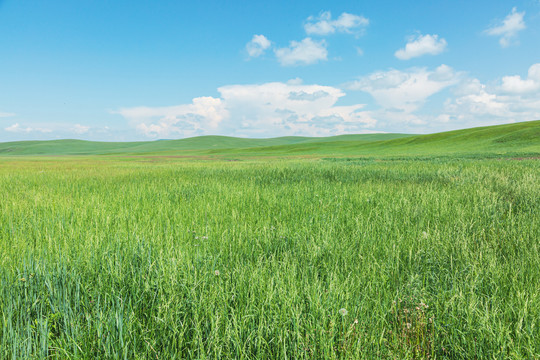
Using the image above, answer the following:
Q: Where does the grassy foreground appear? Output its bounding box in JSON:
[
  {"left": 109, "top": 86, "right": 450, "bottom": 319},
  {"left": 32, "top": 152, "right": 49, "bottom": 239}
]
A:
[
  {"left": 1, "top": 156, "right": 539, "bottom": 359},
  {"left": 0, "top": 121, "right": 539, "bottom": 359}
]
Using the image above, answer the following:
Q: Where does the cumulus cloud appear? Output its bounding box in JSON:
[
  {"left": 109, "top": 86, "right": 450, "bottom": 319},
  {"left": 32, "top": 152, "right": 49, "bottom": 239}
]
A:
[
  {"left": 274, "top": 38, "right": 328, "bottom": 66},
  {"left": 436, "top": 64, "right": 540, "bottom": 127},
  {"left": 347, "top": 65, "right": 461, "bottom": 112},
  {"left": 115, "top": 97, "right": 228, "bottom": 138},
  {"left": 446, "top": 79, "right": 508, "bottom": 117},
  {"left": 246, "top": 34, "right": 271, "bottom": 58},
  {"left": 395, "top": 34, "right": 447, "bottom": 60},
  {"left": 304, "top": 11, "right": 369, "bottom": 35},
  {"left": 115, "top": 82, "right": 376, "bottom": 138},
  {"left": 115, "top": 63, "right": 540, "bottom": 137},
  {"left": 348, "top": 63, "right": 540, "bottom": 131},
  {"left": 5, "top": 123, "right": 52, "bottom": 133},
  {"left": 500, "top": 63, "right": 540, "bottom": 94},
  {"left": 485, "top": 7, "right": 526, "bottom": 47},
  {"left": 218, "top": 82, "right": 376, "bottom": 136}
]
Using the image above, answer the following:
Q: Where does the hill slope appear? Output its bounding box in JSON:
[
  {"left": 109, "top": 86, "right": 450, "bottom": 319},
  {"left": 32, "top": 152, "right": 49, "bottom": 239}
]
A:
[
  {"left": 232, "top": 120, "right": 539, "bottom": 157},
  {"left": 0, "top": 133, "right": 412, "bottom": 156},
  {"left": 0, "top": 120, "right": 538, "bottom": 157}
]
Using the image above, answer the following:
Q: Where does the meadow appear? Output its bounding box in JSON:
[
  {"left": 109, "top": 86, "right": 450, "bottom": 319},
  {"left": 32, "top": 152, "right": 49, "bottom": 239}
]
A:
[{"left": 0, "top": 121, "right": 539, "bottom": 359}]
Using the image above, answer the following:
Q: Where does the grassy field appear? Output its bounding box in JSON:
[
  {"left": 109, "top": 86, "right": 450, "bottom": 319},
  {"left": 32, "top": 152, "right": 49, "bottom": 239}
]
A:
[{"left": 0, "top": 121, "right": 539, "bottom": 359}]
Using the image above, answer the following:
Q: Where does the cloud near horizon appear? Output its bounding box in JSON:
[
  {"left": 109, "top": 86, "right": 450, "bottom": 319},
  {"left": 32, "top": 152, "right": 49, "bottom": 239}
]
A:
[
  {"left": 114, "top": 62, "right": 540, "bottom": 138},
  {"left": 5, "top": 123, "right": 52, "bottom": 134},
  {"left": 115, "top": 82, "right": 376, "bottom": 138},
  {"left": 439, "top": 63, "right": 540, "bottom": 126}
]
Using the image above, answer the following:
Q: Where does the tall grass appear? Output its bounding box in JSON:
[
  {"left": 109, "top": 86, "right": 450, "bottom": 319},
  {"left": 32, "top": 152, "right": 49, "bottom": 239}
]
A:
[{"left": 0, "top": 157, "right": 538, "bottom": 358}]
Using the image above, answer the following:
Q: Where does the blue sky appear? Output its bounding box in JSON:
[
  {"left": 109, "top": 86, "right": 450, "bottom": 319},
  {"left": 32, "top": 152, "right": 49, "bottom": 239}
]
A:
[{"left": 1, "top": 0, "right": 539, "bottom": 141}]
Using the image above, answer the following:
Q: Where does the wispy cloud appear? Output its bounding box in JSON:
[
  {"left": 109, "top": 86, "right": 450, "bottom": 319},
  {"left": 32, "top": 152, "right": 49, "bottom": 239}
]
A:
[
  {"left": 72, "top": 124, "right": 90, "bottom": 134},
  {"left": 485, "top": 7, "right": 526, "bottom": 47},
  {"left": 0, "top": 112, "right": 15, "bottom": 118},
  {"left": 304, "top": 11, "right": 369, "bottom": 36},
  {"left": 395, "top": 34, "right": 447, "bottom": 60},
  {"left": 246, "top": 34, "right": 271, "bottom": 58},
  {"left": 5, "top": 123, "right": 52, "bottom": 133},
  {"left": 274, "top": 38, "right": 327, "bottom": 66}
]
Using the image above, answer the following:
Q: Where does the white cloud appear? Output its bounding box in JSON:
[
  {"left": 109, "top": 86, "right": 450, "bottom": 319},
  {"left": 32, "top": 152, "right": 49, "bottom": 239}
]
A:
[
  {"left": 274, "top": 38, "right": 327, "bottom": 66},
  {"left": 446, "top": 79, "right": 508, "bottom": 117},
  {"left": 72, "top": 124, "right": 90, "bottom": 134},
  {"left": 438, "top": 65, "right": 540, "bottom": 127},
  {"left": 348, "top": 63, "right": 540, "bottom": 132},
  {"left": 5, "top": 123, "right": 52, "bottom": 133},
  {"left": 395, "top": 34, "right": 447, "bottom": 60},
  {"left": 0, "top": 112, "right": 15, "bottom": 118},
  {"left": 304, "top": 11, "right": 369, "bottom": 36},
  {"left": 500, "top": 63, "right": 540, "bottom": 94},
  {"left": 114, "top": 63, "right": 540, "bottom": 137},
  {"left": 347, "top": 65, "right": 461, "bottom": 112},
  {"left": 286, "top": 77, "right": 303, "bottom": 85},
  {"left": 246, "top": 34, "right": 271, "bottom": 58},
  {"left": 115, "top": 82, "right": 376, "bottom": 138},
  {"left": 218, "top": 82, "right": 376, "bottom": 136},
  {"left": 485, "top": 7, "right": 526, "bottom": 47},
  {"left": 115, "top": 97, "right": 228, "bottom": 138}
]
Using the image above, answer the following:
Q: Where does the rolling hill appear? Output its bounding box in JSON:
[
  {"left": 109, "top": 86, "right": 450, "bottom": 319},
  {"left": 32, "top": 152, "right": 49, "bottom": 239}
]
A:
[{"left": 0, "top": 120, "right": 538, "bottom": 157}]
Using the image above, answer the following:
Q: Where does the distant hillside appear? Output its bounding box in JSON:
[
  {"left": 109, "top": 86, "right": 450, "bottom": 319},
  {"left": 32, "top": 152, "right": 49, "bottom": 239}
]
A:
[
  {"left": 0, "top": 120, "right": 538, "bottom": 157},
  {"left": 0, "top": 133, "right": 411, "bottom": 156},
  {"left": 232, "top": 120, "right": 539, "bottom": 157}
]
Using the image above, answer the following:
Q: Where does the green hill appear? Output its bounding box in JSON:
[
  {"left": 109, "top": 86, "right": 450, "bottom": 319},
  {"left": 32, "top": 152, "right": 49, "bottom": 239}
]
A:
[
  {"left": 234, "top": 120, "right": 539, "bottom": 158},
  {"left": 0, "top": 133, "right": 412, "bottom": 156},
  {"left": 0, "top": 120, "right": 538, "bottom": 157}
]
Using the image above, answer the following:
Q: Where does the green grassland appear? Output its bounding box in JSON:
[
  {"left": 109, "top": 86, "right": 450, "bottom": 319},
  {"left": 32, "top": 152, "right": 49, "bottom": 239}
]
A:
[{"left": 0, "top": 121, "right": 539, "bottom": 359}]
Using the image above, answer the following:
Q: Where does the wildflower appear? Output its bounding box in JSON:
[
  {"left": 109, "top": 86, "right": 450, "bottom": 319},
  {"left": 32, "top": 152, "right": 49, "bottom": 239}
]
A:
[
  {"left": 339, "top": 308, "right": 348, "bottom": 316},
  {"left": 214, "top": 270, "right": 220, "bottom": 276},
  {"left": 406, "top": 323, "right": 411, "bottom": 329},
  {"left": 353, "top": 318, "right": 358, "bottom": 324},
  {"left": 422, "top": 231, "right": 429, "bottom": 239},
  {"left": 202, "top": 236, "right": 208, "bottom": 240}
]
